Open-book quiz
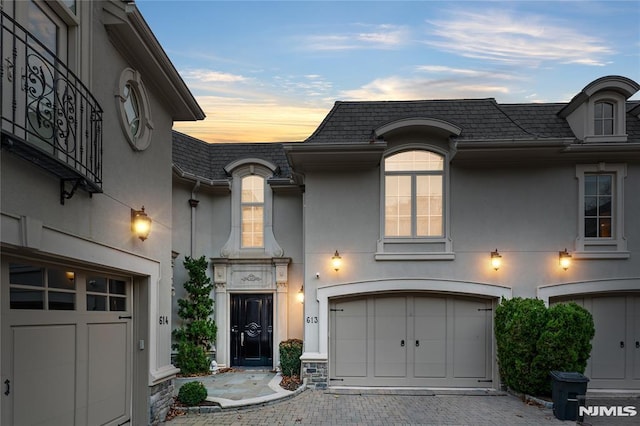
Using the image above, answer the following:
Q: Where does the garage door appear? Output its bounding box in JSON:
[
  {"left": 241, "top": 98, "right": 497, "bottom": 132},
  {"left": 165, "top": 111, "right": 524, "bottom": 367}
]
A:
[
  {"left": 1, "top": 261, "right": 132, "bottom": 426},
  {"left": 329, "top": 294, "right": 493, "bottom": 387},
  {"left": 555, "top": 294, "right": 640, "bottom": 389}
]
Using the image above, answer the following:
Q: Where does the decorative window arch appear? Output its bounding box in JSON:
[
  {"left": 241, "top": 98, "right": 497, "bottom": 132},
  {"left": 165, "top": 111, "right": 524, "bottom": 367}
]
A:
[
  {"left": 221, "top": 160, "right": 283, "bottom": 258},
  {"left": 376, "top": 144, "right": 453, "bottom": 260}
]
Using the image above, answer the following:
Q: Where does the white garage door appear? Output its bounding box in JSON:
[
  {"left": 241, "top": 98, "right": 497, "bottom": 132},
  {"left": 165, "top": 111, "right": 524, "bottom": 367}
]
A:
[
  {"left": 555, "top": 294, "right": 640, "bottom": 390},
  {"left": 1, "top": 261, "right": 132, "bottom": 426},
  {"left": 329, "top": 294, "right": 493, "bottom": 387}
]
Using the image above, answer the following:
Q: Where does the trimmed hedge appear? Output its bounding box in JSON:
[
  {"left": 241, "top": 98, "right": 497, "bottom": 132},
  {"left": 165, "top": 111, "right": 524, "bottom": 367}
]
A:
[
  {"left": 178, "top": 381, "right": 207, "bottom": 406},
  {"left": 279, "top": 338, "right": 303, "bottom": 377},
  {"left": 495, "top": 297, "right": 594, "bottom": 396}
]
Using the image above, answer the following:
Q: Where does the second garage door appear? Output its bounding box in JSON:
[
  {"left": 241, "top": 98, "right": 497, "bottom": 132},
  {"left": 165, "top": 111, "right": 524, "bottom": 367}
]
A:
[{"left": 329, "top": 294, "right": 493, "bottom": 387}]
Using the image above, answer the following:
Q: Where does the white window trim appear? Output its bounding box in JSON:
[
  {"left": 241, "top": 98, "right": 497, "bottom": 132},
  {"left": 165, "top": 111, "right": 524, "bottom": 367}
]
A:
[
  {"left": 221, "top": 162, "right": 283, "bottom": 259},
  {"left": 376, "top": 144, "right": 454, "bottom": 261},
  {"left": 574, "top": 163, "right": 628, "bottom": 259},
  {"left": 584, "top": 92, "right": 628, "bottom": 143}
]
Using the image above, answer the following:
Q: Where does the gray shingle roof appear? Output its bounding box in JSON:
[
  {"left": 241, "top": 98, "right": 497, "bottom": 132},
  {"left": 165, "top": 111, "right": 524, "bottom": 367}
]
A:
[
  {"left": 304, "top": 99, "right": 580, "bottom": 144},
  {"left": 172, "top": 131, "right": 292, "bottom": 181}
]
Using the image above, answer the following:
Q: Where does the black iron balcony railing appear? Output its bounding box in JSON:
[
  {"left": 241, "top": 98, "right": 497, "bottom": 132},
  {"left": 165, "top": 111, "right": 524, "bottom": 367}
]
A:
[{"left": 1, "top": 10, "right": 102, "bottom": 203}]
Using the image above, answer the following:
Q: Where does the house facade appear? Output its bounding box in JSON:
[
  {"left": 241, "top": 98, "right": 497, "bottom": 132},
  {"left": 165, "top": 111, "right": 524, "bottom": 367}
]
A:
[
  {"left": 1, "top": 1, "right": 203, "bottom": 425},
  {"left": 173, "top": 75, "right": 639, "bottom": 393}
]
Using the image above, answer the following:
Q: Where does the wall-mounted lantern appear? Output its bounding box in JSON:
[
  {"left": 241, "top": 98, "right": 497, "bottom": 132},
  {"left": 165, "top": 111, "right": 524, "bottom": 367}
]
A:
[
  {"left": 490, "top": 249, "right": 502, "bottom": 271},
  {"left": 559, "top": 248, "right": 572, "bottom": 270},
  {"left": 131, "top": 206, "right": 152, "bottom": 241},
  {"left": 331, "top": 250, "right": 342, "bottom": 271},
  {"left": 297, "top": 286, "right": 304, "bottom": 303}
]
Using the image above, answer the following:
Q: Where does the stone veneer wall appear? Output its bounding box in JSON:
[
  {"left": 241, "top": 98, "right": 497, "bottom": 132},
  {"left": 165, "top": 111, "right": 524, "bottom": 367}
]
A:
[
  {"left": 302, "top": 361, "right": 328, "bottom": 389},
  {"left": 149, "top": 379, "right": 174, "bottom": 425}
]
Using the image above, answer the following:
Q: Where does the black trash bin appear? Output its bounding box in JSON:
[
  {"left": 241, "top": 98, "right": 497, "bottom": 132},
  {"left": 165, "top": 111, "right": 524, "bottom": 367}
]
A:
[{"left": 550, "top": 371, "right": 589, "bottom": 421}]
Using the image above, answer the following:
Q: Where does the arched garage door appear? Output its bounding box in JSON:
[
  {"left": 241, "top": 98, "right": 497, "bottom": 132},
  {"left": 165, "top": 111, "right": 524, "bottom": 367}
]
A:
[{"left": 329, "top": 293, "right": 493, "bottom": 387}]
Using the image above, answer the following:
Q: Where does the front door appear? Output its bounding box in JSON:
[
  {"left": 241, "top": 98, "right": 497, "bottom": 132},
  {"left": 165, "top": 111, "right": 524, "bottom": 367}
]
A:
[{"left": 230, "top": 294, "right": 273, "bottom": 367}]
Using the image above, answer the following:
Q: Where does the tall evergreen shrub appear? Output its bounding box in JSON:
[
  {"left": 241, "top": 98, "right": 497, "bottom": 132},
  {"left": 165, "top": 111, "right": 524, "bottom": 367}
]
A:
[
  {"left": 495, "top": 297, "right": 595, "bottom": 396},
  {"left": 172, "top": 256, "right": 217, "bottom": 375}
]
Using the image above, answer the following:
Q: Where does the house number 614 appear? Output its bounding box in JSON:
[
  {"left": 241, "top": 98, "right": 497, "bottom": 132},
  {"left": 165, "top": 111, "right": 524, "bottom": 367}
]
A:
[
  {"left": 159, "top": 315, "right": 169, "bottom": 325},
  {"left": 306, "top": 316, "right": 318, "bottom": 324}
]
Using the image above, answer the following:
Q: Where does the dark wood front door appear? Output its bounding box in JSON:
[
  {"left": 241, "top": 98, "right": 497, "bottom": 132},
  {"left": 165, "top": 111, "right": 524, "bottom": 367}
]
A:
[{"left": 230, "top": 294, "right": 273, "bottom": 366}]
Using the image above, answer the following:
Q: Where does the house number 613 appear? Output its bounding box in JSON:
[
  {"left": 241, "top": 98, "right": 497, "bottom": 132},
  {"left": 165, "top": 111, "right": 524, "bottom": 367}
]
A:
[{"left": 306, "top": 316, "right": 318, "bottom": 324}]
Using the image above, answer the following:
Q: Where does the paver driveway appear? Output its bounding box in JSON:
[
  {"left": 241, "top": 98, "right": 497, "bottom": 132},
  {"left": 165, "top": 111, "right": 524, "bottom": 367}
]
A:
[{"left": 161, "top": 389, "right": 565, "bottom": 425}]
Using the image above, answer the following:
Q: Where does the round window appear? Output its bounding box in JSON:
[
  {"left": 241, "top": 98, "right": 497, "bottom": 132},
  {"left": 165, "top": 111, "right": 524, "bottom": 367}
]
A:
[{"left": 116, "top": 68, "right": 153, "bottom": 151}]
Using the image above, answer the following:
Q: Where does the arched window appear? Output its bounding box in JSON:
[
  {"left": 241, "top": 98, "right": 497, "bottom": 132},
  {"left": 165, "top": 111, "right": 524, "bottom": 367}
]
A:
[
  {"left": 384, "top": 150, "right": 443, "bottom": 238},
  {"left": 241, "top": 175, "right": 265, "bottom": 248}
]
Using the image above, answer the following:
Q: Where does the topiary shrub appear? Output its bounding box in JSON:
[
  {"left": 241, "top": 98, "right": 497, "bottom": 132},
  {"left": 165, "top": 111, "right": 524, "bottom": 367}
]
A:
[
  {"left": 172, "top": 256, "right": 217, "bottom": 375},
  {"left": 178, "top": 381, "right": 208, "bottom": 406},
  {"left": 495, "top": 297, "right": 549, "bottom": 395},
  {"left": 279, "top": 338, "right": 303, "bottom": 377},
  {"left": 495, "top": 297, "right": 595, "bottom": 396}
]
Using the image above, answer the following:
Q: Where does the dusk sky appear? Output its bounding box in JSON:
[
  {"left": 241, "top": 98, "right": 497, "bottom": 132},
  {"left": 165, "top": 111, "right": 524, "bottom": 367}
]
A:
[{"left": 136, "top": 0, "right": 640, "bottom": 144}]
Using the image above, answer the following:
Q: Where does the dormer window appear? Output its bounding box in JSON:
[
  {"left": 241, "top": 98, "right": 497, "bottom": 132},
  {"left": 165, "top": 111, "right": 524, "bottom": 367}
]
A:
[{"left": 594, "top": 101, "right": 614, "bottom": 136}]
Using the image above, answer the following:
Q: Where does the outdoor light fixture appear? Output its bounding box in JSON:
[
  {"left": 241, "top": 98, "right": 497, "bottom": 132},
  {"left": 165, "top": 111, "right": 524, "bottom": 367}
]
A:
[
  {"left": 331, "top": 250, "right": 342, "bottom": 271},
  {"left": 559, "top": 249, "right": 571, "bottom": 270},
  {"left": 131, "top": 206, "right": 152, "bottom": 241},
  {"left": 491, "top": 249, "right": 502, "bottom": 271},
  {"left": 297, "top": 286, "right": 304, "bottom": 303}
]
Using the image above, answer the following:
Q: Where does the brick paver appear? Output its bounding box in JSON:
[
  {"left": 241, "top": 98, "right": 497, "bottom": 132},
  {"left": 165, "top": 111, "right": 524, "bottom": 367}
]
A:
[{"left": 161, "top": 389, "right": 564, "bottom": 425}]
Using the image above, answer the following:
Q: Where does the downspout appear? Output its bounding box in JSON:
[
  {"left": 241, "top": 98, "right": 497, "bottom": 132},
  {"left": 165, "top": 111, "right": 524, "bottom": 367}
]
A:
[{"left": 188, "top": 180, "right": 201, "bottom": 257}]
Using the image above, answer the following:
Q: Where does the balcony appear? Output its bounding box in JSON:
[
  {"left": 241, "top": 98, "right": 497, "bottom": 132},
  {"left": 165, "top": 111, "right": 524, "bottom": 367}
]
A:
[{"left": 1, "top": 10, "right": 102, "bottom": 204}]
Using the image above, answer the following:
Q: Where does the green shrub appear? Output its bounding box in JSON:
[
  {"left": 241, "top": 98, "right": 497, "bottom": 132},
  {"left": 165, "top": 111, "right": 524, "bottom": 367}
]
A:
[
  {"left": 532, "top": 302, "right": 595, "bottom": 394},
  {"left": 279, "top": 338, "right": 303, "bottom": 377},
  {"left": 495, "top": 297, "right": 548, "bottom": 395},
  {"left": 495, "top": 297, "right": 595, "bottom": 396},
  {"left": 172, "top": 256, "right": 217, "bottom": 375},
  {"left": 173, "top": 340, "right": 210, "bottom": 376},
  {"left": 177, "top": 381, "right": 207, "bottom": 406}
]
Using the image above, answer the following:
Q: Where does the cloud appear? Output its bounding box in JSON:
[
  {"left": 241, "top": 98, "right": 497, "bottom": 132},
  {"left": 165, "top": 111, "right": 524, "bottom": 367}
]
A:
[
  {"left": 340, "top": 76, "right": 510, "bottom": 101},
  {"left": 181, "top": 69, "right": 248, "bottom": 83},
  {"left": 303, "top": 24, "right": 410, "bottom": 51},
  {"left": 425, "top": 10, "right": 614, "bottom": 66}
]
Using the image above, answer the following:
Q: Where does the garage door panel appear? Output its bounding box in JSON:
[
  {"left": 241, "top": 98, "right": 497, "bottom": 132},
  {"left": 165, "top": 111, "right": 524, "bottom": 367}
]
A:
[
  {"left": 88, "top": 323, "right": 129, "bottom": 426},
  {"left": 453, "top": 299, "right": 488, "bottom": 378},
  {"left": 414, "top": 297, "right": 446, "bottom": 378},
  {"left": 374, "top": 297, "right": 407, "bottom": 377},
  {"left": 333, "top": 299, "right": 367, "bottom": 377},
  {"left": 13, "top": 325, "right": 76, "bottom": 426},
  {"left": 590, "top": 297, "right": 626, "bottom": 379}
]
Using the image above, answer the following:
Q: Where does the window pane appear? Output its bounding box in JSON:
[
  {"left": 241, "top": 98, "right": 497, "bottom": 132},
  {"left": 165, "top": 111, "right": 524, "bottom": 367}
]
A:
[
  {"left": 598, "top": 175, "right": 612, "bottom": 195},
  {"left": 584, "top": 176, "right": 597, "bottom": 195},
  {"left": 110, "top": 297, "right": 126, "bottom": 311},
  {"left": 385, "top": 176, "right": 411, "bottom": 237},
  {"left": 87, "top": 276, "right": 108, "bottom": 293},
  {"left": 10, "top": 288, "right": 44, "bottom": 309},
  {"left": 241, "top": 176, "right": 264, "bottom": 203},
  {"left": 598, "top": 196, "right": 612, "bottom": 217},
  {"left": 109, "top": 279, "right": 126, "bottom": 295},
  {"left": 585, "top": 218, "right": 598, "bottom": 238},
  {"left": 10, "top": 263, "right": 44, "bottom": 287},
  {"left": 385, "top": 150, "right": 443, "bottom": 171},
  {"left": 49, "top": 292, "right": 75, "bottom": 310},
  {"left": 48, "top": 269, "right": 76, "bottom": 290},
  {"left": 599, "top": 218, "right": 612, "bottom": 238},
  {"left": 584, "top": 196, "right": 598, "bottom": 217},
  {"left": 87, "top": 295, "right": 107, "bottom": 311},
  {"left": 602, "top": 102, "right": 613, "bottom": 118},
  {"left": 242, "top": 206, "right": 264, "bottom": 247}
]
